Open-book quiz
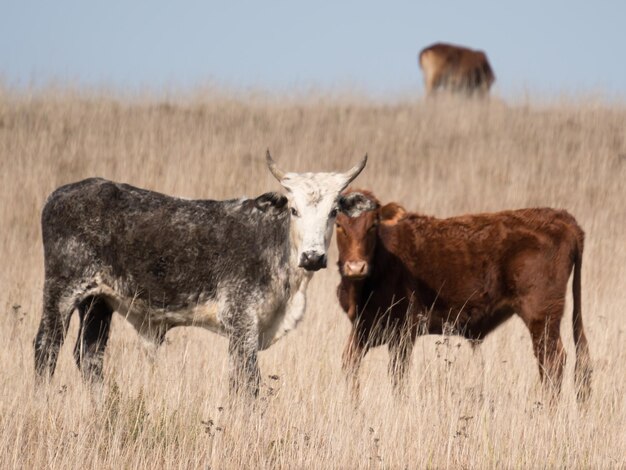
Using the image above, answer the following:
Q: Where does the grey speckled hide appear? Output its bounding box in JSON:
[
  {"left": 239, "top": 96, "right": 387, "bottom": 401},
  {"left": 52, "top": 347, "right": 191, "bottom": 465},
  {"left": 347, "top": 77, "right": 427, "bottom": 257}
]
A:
[{"left": 34, "top": 152, "right": 374, "bottom": 396}]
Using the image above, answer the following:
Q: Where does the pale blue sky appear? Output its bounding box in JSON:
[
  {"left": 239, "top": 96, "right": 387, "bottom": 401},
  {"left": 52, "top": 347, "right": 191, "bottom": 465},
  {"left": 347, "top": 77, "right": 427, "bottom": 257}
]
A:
[{"left": 1, "top": 1, "right": 625, "bottom": 97}]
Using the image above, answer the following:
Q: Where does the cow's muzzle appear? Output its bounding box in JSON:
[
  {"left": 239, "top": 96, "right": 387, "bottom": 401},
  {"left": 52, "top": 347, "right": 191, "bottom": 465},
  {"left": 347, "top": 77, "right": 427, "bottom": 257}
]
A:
[
  {"left": 343, "top": 260, "right": 369, "bottom": 279},
  {"left": 299, "top": 251, "right": 327, "bottom": 271}
]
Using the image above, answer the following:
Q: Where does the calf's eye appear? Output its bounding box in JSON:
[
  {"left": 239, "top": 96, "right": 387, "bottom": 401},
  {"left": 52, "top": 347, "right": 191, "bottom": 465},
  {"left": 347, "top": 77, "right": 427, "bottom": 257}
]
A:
[
  {"left": 290, "top": 207, "right": 299, "bottom": 217},
  {"left": 330, "top": 208, "right": 338, "bottom": 217}
]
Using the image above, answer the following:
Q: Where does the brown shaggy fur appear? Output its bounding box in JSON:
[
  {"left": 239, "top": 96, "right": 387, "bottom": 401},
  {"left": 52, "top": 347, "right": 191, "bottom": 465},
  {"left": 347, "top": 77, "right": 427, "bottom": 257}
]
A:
[{"left": 336, "top": 190, "right": 591, "bottom": 403}]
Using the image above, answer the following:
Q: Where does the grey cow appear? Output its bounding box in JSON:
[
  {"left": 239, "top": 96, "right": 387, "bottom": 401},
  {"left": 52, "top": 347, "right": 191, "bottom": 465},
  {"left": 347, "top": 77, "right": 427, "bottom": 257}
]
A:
[{"left": 34, "top": 152, "right": 373, "bottom": 395}]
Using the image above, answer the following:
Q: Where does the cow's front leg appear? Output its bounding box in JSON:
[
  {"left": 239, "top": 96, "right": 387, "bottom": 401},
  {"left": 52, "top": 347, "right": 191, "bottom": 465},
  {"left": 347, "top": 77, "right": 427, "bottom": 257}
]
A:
[
  {"left": 342, "top": 327, "right": 368, "bottom": 403},
  {"left": 226, "top": 313, "right": 261, "bottom": 398},
  {"left": 387, "top": 291, "right": 419, "bottom": 399}
]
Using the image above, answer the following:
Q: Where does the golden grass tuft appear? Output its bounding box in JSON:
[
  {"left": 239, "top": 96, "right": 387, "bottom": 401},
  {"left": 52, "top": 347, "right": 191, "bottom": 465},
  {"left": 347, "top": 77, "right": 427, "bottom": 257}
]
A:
[{"left": 0, "top": 89, "right": 624, "bottom": 468}]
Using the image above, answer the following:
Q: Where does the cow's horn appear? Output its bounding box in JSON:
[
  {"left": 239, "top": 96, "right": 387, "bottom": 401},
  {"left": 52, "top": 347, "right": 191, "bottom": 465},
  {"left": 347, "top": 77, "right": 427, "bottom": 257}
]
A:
[
  {"left": 342, "top": 154, "right": 368, "bottom": 188},
  {"left": 266, "top": 150, "right": 286, "bottom": 181}
]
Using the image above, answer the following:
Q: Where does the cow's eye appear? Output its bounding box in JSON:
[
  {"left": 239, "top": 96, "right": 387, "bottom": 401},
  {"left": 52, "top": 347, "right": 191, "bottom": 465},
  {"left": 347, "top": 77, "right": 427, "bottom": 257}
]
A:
[
  {"left": 330, "top": 208, "right": 338, "bottom": 218},
  {"left": 368, "top": 225, "right": 377, "bottom": 232},
  {"left": 290, "top": 207, "right": 299, "bottom": 217}
]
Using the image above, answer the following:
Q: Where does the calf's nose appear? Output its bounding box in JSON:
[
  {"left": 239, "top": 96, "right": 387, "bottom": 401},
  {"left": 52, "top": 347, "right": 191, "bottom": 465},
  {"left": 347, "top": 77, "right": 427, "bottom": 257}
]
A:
[
  {"left": 344, "top": 260, "right": 368, "bottom": 278},
  {"left": 299, "top": 251, "right": 327, "bottom": 271}
]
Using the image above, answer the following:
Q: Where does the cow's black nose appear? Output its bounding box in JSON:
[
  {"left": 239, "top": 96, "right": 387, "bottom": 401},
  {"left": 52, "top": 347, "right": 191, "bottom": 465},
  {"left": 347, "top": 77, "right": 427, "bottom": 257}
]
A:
[{"left": 299, "top": 251, "right": 327, "bottom": 271}]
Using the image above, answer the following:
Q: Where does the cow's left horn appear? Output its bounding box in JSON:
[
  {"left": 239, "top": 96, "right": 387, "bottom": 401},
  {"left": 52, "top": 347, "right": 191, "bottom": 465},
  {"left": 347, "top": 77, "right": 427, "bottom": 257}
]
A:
[
  {"left": 341, "top": 154, "right": 368, "bottom": 189},
  {"left": 266, "top": 150, "right": 286, "bottom": 181}
]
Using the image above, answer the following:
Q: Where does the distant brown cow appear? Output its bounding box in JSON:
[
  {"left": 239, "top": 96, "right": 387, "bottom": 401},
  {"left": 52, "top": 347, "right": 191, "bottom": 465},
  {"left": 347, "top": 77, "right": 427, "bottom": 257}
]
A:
[
  {"left": 419, "top": 42, "right": 495, "bottom": 95},
  {"left": 336, "top": 190, "right": 591, "bottom": 403}
]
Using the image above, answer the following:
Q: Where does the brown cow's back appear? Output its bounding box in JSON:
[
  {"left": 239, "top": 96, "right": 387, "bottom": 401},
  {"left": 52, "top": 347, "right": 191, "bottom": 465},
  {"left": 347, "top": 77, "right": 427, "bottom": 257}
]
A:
[
  {"left": 388, "top": 208, "right": 581, "bottom": 338},
  {"left": 343, "top": 207, "right": 581, "bottom": 340}
]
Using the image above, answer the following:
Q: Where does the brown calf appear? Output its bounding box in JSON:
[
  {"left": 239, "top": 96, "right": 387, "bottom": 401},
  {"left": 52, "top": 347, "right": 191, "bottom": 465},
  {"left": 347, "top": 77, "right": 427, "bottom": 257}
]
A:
[
  {"left": 419, "top": 42, "right": 495, "bottom": 96},
  {"left": 336, "top": 190, "right": 591, "bottom": 403}
]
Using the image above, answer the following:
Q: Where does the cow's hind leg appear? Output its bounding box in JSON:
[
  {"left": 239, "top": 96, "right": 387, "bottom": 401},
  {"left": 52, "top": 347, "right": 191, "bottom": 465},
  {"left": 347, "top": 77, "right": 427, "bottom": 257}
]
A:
[
  {"left": 73, "top": 296, "right": 113, "bottom": 382},
  {"left": 520, "top": 301, "right": 566, "bottom": 405},
  {"left": 34, "top": 281, "right": 75, "bottom": 381}
]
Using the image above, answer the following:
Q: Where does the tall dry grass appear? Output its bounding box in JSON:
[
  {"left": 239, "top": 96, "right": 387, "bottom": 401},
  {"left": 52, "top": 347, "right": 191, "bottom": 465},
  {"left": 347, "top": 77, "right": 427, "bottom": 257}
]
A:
[{"left": 0, "top": 88, "right": 624, "bottom": 468}]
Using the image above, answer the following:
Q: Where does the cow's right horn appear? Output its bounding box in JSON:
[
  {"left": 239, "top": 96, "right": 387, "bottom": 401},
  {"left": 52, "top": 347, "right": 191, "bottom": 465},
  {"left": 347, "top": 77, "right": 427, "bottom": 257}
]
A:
[
  {"left": 266, "top": 150, "right": 286, "bottom": 181},
  {"left": 341, "top": 154, "right": 368, "bottom": 189}
]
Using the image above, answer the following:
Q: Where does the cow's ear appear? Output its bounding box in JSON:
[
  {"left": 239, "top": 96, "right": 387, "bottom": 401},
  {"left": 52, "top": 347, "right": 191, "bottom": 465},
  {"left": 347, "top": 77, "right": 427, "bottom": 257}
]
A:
[
  {"left": 380, "top": 202, "right": 406, "bottom": 225},
  {"left": 338, "top": 192, "right": 378, "bottom": 218},
  {"left": 255, "top": 192, "right": 288, "bottom": 214}
]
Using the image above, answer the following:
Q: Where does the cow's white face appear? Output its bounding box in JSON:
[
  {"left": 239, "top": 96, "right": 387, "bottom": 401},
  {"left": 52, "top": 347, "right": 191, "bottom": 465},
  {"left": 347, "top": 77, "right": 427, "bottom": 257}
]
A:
[
  {"left": 267, "top": 152, "right": 374, "bottom": 272},
  {"left": 281, "top": 172, "right": 345, "bottom": 271}
]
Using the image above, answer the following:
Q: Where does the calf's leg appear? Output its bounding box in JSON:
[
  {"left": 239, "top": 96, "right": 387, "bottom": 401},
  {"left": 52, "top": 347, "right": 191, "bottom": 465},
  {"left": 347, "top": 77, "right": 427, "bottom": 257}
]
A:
[
  {"left": 387, "top": 327, "right": 415, "bottom": 399},
  {"left": 520, "top": 302, "right": 566, "bottom": 404},
  {"left": 342, "top": 327, "right": 368, "bottom": 402}
]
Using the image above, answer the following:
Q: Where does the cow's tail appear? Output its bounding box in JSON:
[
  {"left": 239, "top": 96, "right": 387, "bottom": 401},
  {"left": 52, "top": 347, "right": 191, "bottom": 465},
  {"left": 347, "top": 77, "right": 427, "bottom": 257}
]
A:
[
  {"left": 572, "top": 226, "right": 591, "bottom": 403},
  {"left": 418, "top": 49, "right": 428, "bottom": 69}
]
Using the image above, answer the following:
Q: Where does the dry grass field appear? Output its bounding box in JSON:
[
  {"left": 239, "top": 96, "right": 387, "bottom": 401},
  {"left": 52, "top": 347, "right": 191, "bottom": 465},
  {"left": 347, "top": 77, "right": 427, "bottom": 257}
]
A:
[{"left": 0, "top": 88, "right": 624, "bottom": 468}]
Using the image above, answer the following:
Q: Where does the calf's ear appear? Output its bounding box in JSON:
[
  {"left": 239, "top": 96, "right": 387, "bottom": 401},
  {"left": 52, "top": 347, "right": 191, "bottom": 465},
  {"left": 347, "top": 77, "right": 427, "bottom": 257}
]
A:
[
  {"left": 338, "top": 192, "right": 377, "bottom": 218},
  {"left": 255, "top": 192, "right": 288, "bottom": 214},
  {"left": 380, "top": 203, "right": 406, "bottom": 224}
]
